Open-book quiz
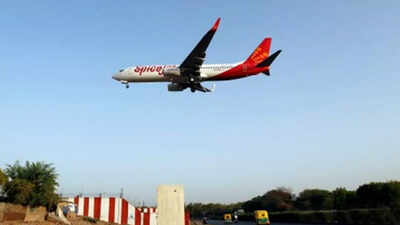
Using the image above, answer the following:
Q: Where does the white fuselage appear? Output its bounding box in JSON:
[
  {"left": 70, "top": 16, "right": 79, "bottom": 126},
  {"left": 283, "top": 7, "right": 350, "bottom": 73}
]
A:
[{"left": 112, "top": 62, "right": 241, "bottom": 83}]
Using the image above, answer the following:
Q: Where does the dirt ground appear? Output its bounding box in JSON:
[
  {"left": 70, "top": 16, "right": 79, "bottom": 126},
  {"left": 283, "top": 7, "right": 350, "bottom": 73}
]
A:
[
  {"left": 0, "top": 216, "right": 119, "bottom": 225},
  {"left": 0, "top": 221, "right": 55, "bottom": 225},
  {"left": 1, "top": 204, "right": 26, "bottom": 221},
  {"left": 1, "top": 218, "right": 203, "bottom": 225},
  {"left": 71, "top": 217, "right": 122, "bottom": 225}
]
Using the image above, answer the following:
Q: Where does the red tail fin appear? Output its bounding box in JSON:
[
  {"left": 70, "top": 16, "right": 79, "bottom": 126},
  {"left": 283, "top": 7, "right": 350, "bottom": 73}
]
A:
[{"left": 245, "top": 38, "right": 271, "bottom": 65}]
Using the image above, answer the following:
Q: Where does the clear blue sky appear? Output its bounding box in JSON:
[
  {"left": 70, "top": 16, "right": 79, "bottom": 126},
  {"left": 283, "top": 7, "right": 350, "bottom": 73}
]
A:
[{"left": 1, "top": 1, "right": 399, "bottom": 205}]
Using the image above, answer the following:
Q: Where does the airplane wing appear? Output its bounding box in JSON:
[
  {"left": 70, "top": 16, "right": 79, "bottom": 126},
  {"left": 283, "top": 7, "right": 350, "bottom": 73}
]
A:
[{"left": 179, "top": 18, "right": 220, "bottom": 78}]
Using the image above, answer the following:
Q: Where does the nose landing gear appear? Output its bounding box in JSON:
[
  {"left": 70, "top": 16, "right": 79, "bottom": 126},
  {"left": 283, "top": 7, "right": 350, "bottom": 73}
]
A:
[{"left": 121, "top": 80, "right": 129, "bottom": 89}]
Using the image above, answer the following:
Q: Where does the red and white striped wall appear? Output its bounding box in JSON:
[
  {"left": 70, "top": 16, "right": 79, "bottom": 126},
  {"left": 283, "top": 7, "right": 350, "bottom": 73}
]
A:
[
  {"left": 135, "top": 208, "right": 157, "bottom": 225},
  {"left": 67, "top": 196, "right": 189, "bottom": 225},
  {"left": 67, "top": 197, "right": 155, "bottom": 225}
]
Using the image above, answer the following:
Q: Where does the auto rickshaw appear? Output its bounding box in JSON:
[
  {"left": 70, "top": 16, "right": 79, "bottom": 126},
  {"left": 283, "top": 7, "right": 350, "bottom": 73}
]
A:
[
  {"left": 254, "top": 210, "right": 270, "bottom": 225},
  {"left": 233, "top": 213, "right": 239, "bottom": 223},
  {"left": 202, "top": 216, "right": 208, "bottom": 224},
  {"left": 224, "top": 213, "right": 233, "bottom": 223}
]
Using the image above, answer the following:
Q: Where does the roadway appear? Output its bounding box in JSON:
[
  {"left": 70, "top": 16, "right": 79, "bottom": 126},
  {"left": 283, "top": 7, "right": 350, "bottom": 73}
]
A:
[{"left": 208, "top": 220, "right": 328, "bottom": 225}]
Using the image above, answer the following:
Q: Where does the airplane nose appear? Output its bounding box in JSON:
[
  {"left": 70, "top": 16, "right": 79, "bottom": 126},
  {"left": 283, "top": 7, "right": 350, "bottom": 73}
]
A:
[{"left": 112, "top": 73, "right": 120, "bottom": 81}]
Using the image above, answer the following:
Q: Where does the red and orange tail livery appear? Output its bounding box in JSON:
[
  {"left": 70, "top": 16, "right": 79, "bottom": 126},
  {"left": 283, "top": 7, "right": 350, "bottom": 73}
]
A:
[{"left": 245, "top": 38, "right": 272, "bottom": 65}]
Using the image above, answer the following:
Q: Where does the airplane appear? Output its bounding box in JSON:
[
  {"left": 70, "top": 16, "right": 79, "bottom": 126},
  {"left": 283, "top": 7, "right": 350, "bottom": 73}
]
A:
[{"left": 112, "top": 18, "right": 281, "bottom": 92}]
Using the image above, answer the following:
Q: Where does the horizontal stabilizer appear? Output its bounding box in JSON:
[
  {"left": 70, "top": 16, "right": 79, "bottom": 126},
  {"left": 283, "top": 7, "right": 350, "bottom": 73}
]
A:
[
  {"left": 256, "top": 50, "right": 282, "bottom": 67},
  {"left": 262, "top": 70, "right": 270, "bottom": 76}
]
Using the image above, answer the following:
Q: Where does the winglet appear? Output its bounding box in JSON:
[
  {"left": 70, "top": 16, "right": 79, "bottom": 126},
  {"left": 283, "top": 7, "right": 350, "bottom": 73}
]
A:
[{"left": 211, "top": 17, "right": 221, "bottom": 31}]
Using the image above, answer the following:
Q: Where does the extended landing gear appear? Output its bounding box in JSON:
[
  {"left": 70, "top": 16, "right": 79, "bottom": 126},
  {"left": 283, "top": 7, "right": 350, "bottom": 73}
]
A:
[
  {"left": 121, "top": 80, "right": 129, "bottom": 89},
  {"left": 188, "top": 83, "right": 215, "bottom": 93}
]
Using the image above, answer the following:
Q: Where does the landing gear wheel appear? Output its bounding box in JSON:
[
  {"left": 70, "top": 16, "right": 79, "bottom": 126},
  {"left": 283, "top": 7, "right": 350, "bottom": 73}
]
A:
[
  {"left": 125, "top": 84, "right": 129, "bottom": 88},
  {"left": 190, "top": 88, "right": 195, "bottom": 93}
]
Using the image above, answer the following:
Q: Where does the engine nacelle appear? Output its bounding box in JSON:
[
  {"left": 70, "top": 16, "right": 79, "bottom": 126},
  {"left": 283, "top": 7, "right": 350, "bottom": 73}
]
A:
[
  {"left": 163, "top": 68, "right": 181, "bottom": 78},
  {"left": 168, "top": 83, "right": 186, "bottom": 92}
]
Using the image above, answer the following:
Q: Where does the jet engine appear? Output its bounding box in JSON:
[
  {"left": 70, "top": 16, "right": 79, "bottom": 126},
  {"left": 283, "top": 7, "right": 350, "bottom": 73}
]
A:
[{"left": 168, "top": 83, "right": 186, "bottom": 92}]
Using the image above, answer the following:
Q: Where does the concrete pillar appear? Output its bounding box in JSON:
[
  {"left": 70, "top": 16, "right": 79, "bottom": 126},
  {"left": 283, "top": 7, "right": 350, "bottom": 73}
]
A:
[{"left": 157, "top": 185, "right": 184, "bottom": 225}]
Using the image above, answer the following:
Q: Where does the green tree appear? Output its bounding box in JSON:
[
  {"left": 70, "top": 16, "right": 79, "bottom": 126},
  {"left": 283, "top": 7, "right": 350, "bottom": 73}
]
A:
[
  {"left": 0, "top": 169, "right": 8, "bottom": 200},
  {"left": 4, "top": 161, "right": 59, "bottom": 209},
  {"left": 382, "top": 181, "right": 400, "bottom": 209},
  {"left": 332, "top": 187, "right": 347, "bottom": 210},
  {"left": 0, "top": 169, "right": 7, "bottom": 186},
  {"left": 263, "top": 187, "right": 294, "bottom": 211},
  {"left": 242, "top": 195, "right": 264, "bottom": 212},
  {"left": 344, "top": 190, "right": 358, "bottom": 209},
  {"left": 356, "top": 182, "right": 385, "bottom": 208},
  {"left": 4, "top": 178, "right": 34, "bottom": 204},
  {"left": 186, "top": 202, "right": 243, "bottom": 218},
  {"left": 357, "top": 181, "right": 400, "bottom": 209},
  {"left": 295, "top": 189, "right": 333, "bottom": 210},
  {"left": 242, "top": 187, "right": 294, "bottom": 212},
  {"left": 332, "top": 187, "right": 359, "bottom": 210}
]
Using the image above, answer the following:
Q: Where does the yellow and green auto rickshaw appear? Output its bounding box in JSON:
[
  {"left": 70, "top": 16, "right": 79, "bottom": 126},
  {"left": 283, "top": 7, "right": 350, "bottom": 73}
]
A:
[
  {"left": 224, "top": 213, "right": 233, "bottom": 223},
  {"left": 254, "top": 210, "right": 270, "bottom": 225}
]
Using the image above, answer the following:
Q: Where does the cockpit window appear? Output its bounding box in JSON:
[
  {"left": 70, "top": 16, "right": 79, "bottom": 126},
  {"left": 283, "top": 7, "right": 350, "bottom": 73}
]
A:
[{"left": 119, "top": 69, "right": 125, "bottom": 72}]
